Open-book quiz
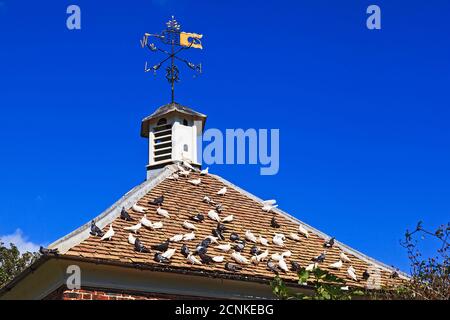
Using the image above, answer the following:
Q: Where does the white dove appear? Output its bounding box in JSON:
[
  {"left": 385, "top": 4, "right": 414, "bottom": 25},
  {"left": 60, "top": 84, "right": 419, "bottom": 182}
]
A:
[
  {"left": 217, "top": 187, "right": 227, "bottom": 196},
  {"left": 212, "top": 256, "right": 224, "bottom": 263},
  {"left": 272, "top": 234, "right": 285, "bottom": 247},
  {"left": 245, "top": 230, "right": 258, "bottom": 243},
  {"left": 101, "top": 224, "right": 114, "bottom": 241},
  {"left": 200, "top": 167, "right": 209, "bottom": 175},
  {"left": 340, "top": 252, "right": 351, "bottom": 263},
  {"left": 288, "top": 233, "right": 301, "bottom": 241},
  {"left": 271, "top": 253, "right": 283, "bottom": 261},
  {"left": 207, "top": 210, "right": 221, "bottom": 222},
  {"left": 140, "top": 214, "right": 153, "bottom": 228},
  {"left": 305, "top": 263, "right": 318, "bottom": 271},
  {"left": 221, "top": 215, "right": 234, "bottom": 223},
  {"left": 187, "top": 254, "right": 202, "bottom": 265},
  {"left": 183, "top": 220, "right": 197, "bottom": 230},
  {"left": 251, "top": 249, "right": 269, "bottom": 264},
  {"left": 281, "top": 250, "right": 292, "bottom": 258},
  {"left": 262, "top": 204, "right": 278, "bottom": 213},
  {"left": 167, "top": 173, "right": 179, "bottom": 180},
  {"left": 179, "top": 170, "right": 190, "bottom": 177},
  {"left": 188, "top": 178, "right": 201, "bottom": 186},
  {"left": 206, "top": 236, "right": 219, "bottom": 244},
  {"left": 203, "top": 196, "right": 213, "bottom": 204},
  {"left": 183, "top": 232, "right": 196, "bottom": 241},
  {"left": 132, "top": 204, "right": 147, "bottom": 213},
  {"left": 259, "top": 236, "right": 269, "bottom": 246},
  {"left": 150, "top": 221, "right": 163, "bottom": 229},
  {"left": 162, "top": 248, "right": 176, "bottom": 260},
  {"left": 156, "top": 207, "right": 170, "bottom": 218},
  {"left": 231, "top": 251, "right": 250, "bottom": 265},
  {"left": 216, "top": 243, "right": 232, "bottom": 252},
  {"left": 128, "top": 233, "right": 136, "bottom": 245},
  {"left": 169, "top": 234, "right": 184, "bottom": 242},
  {"left": 124, "top": 222, "right": 141, "bottom": 234},
  {"left": 347, "top": 266, "right": 357, "bottom": 281},
  {"left": 278, "top": 259, "right": 289, "bottom": 272},
  {"left": 329, "top": 260, "right": 343, "bottom": 270},
  {"left": 298, "top": 225, "right": 309, "bottom": 238},
  {"left": 262, "top": 199, "right": 277, "bottom": 206},
  {"left": 182, "top": 160, "right": 195, "bottom": 171}
]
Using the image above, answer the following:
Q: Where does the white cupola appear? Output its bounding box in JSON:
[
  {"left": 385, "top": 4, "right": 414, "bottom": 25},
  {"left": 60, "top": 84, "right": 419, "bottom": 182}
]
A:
[{"left": 140, "top": 102, "right": 206, "bottom": 179}]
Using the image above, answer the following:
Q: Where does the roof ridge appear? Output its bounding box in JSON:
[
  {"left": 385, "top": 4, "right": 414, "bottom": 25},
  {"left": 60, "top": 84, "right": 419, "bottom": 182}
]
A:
[
  {"left": 209, "top": 173, "right": 408, "bottom": 278},
  {"left": 48, "top": 165, "right": 177, "bottom": 254}
]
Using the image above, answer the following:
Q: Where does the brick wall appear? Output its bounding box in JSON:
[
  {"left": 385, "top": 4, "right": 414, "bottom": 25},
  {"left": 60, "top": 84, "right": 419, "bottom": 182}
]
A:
[{"left": 60, "top": 288, "right": 201, "bottom": 300}]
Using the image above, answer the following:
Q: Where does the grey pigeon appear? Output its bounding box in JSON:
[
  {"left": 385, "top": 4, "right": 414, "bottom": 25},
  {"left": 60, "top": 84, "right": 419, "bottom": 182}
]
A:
[
  {"left": 312, "top": 252, "right": 326, "bottom": 263},
  {"left": 323, "top": 237, "right": 335, "bottom": 248},
  {"left": 191, "top": 213, "right": 205, "bottom": 223},
  {"left": 230, "top": 233, "right": 240, "bottom": 242},
  {"left": 39, "top": 246, "right": 59, "bottom": 255},
  {"left": 134, "top": 238, "right": 150, "bottom": 253},
  {"left": 199, "top": 253, "right": 213, "bottom": 264},
  {"left": 90, "top": 221, "right": 104, "bottom": 237},
  {"left": 225, "top": 263, "right": 242, "bottom": 272},
  {"left": 267, "top": 260, "right": 279, "bottom": 274},
  {"left": 180, "top": 244, "right": 190, "bottom": 258},
  {"left": 271, "top": 217, "right": 281, "bottom": 228},
  {"left": 212, "top": 229, "right": 225, "bottom": 241},
  {"left": 152, "top": 240, "right": 170, "bottom": 252},
  {"left": 250, "top": 245, "right": 261, "bottom": 256},
  {"left": 290, "top": 261, "right": 301, "bottom": 272},
  {"left": 234, "top": 241, "right": 246, "bottom": 252},
  {"left": 149, "top": 194, "right": 164, "bottom": 206},
  {"left": 120, "top": 207, "right": 133, "bottom": 221},
  {"left": 363, "top": 270, "right": 370, "bottom": 280},
  {"left": 154, "top": 252, "right": 170, "bottom": 264}
]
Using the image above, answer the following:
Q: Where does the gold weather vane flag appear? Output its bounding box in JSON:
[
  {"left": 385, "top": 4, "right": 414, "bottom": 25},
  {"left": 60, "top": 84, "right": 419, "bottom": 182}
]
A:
[{"left": 141, "top": 16, "right": 203, "bottom": 103}]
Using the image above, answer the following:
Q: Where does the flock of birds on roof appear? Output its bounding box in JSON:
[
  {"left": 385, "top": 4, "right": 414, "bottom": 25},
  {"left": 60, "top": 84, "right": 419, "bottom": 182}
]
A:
[{"left": 87, "top": 161, "right": 400, "bottom": 284}]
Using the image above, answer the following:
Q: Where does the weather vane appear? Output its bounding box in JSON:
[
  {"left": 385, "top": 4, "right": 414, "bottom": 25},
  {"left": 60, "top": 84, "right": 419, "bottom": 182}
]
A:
[{"left": 141, "top": 16, "right": 203, "bottom": 103}]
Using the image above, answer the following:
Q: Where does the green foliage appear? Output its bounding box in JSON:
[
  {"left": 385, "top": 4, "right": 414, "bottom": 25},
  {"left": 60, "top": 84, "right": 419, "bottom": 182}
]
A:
[
  {"left": 0, "top": 242, "right": 39, "bottom": 288},
  {"left": 271, "top": 267, "right": 364, "bottom": 300}
]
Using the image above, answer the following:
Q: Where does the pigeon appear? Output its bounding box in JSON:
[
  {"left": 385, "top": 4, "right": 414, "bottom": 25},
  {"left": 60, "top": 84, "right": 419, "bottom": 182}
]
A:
[
  {"left": 271, "top": 217, "right": 281, "bottom": 228},
  {"left": 195, "top": 245, "right": 208, "bottom": 255},
  {"left": 200, "top": 238, "right": 212, "bottom": 248},
  {"left": 329, "top": 260, "right": 343, "bottom": 270},
  {"left": 188, "top": 178, "right": 201, "bottom": 186},
  {"left": 151, "top": 240, "right": 169, "bottom": 252},
  {"left": 259, "top": 236, "right": 269, "bottom": 246},
  {"left": 183, "top": 232, "right": 196, "bottom": 241},
  {"left": 340, "top": 252, "right": 351, "bottom": 263},
  {"left": 187, "top": 254, "right": 202, "bottom": 265},
  {"left": 101, "top": 224, "right": 115, "bottom": 241},
  {"left": 231, "top": 251, "right": 250, "bottom": 264},
  {"left": 230, "top": 233, "right": 240, "bottom": 242},
  {"left": 262, "top": 203, "right": 278, "bottom": 213},
  {"left": 207, "top": 210, "right": 221, "bottom": 222},
  {"left": 120, "top": 207, "right": 133, "bottom": 221},
  {"left": 221, "top": 215, "right": 234, "bottom": 223},
  {"left": 251, "top": 249, "right": 269, "bottom": 264},
  {"left": 128, "top": 233, "right": 136, "bottom": 245},
  {"left": 150, "top": 221, "right": 163, "bottom": 230},
  {"left": 90, "top": 221, "right": 104, "bottom": 237},
  {"left": 190, "top": 213, "right": 205, "bottom": 223},
  {"left": 233, "top": 241, "right": 246, "bottom": 252},
  {"left": 156, "top": 207, "right": 170, "bottom": 218},
  {"left": 391, "top": 271, "right": 399, "bottom": 279},
  {"left": 271, "top": 253, "right": 284, "bottom": 261},
  {"left": 250, "top": 245, "right": 261, "bottom": 256},
  {"left": 199, "top": 253, "right": 214, "bottom": 264},
  {"left": 202, "top": 196, "right": 213, "bottom": 204},
  {"left": 245, "top": 230, "right": 258, "bottom": 243},
  {"left": 298, "top": 225, "right": 309, "bottom": 238},
  {"left": 154, "top": 252, "right": 170, "bottom": 264},
  {"left": 212, "top": 229, "right": 225, "bottom": 241},
  {"left": 169, "top": 234, "right": 184, "bottom": 242},
  {"left": 149, "top": 194, "right": 164, "bottom": 206},
  {"left": 182, "top": 160, "right": 196, "bottom": 171},
  {"left": 216, "top": 223, "right": 227, "bottom": 232},
  {"left": 225, "top": 263, "right": 242, "bottom": 272},
  {"left": 178, "top": 166, "right": 191, "bottom": 177},
  {"left": 305, "top": 263, "right": 318, "bottom": 271},
  {"left": 267, "top": 260, "right": 279, "bottom": 274},
  {"left": 262, "top": 199, "right": 277, "bottom": 206},
  {"left": 217, "top": 187, "right": 227, "bottom": 196},
  {"left": 181, "top": 244, "right": 190, "bottom": 258},
  {"left": 183, "top": 220, "right": 197, "bottom": 230},
  {"left": 278, "top": 259, "right": 289, "bottom": 272},
  {"left": 212, "top": 256, "right": 225, "bottom": 263},
  {"left": 134, "top": 238, "right": 150, "bottom": 253},
  {"left": 281, "top": 250, "right": 292, "bottom": 258},
  {"left": 200, "top": 167, "right": 209, "bottom": 175},
  {"left": 39, "top": 246, "right": 59, "bottom": 255},
  {"left": 132, "top": 204, "right": 147, "bottom": 213},
  {"left": 324, "top": 237, "right": 335, "bottom": 248},
  {"left": 312, "top": 252, "right": 326, "bottom": 263},
  {"left": 140, "top": 214, "right": 153, "bottom": 228},
  {"left": 161, "top": 248, "right": 176, "bottom": 260},
  {"left": 272, "top": 234, "right": 285, "bottom": 247},
  {"left": 347, "top": 266, "right": 358, "bottom": 281},
  {"left": 288, "top": 233, "right": 301, "bottom": 241},
  {"left": 216, "top": 243, "right": 232, "bottom": 252},
  {"left": 363, "top": 270, "right": 370, "bottom": 280},
  {"left": 167, "top": 173, "right": 179, "bottom": 180},
  {"left": 215, "top": 204, "right": 224, "bottom": 213},
  {"left": 124, "top": 222, "right": 142, "bottom": 234},
  {"left": 291, "top": 261, "right": 302, "bottom": 272}
]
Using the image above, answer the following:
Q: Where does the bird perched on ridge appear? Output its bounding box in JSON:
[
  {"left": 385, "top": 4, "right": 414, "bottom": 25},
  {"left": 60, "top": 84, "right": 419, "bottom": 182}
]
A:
[
  {"left": 323, "top": 237, "right": 335, "bottom": 248},
  {"left": 39, "top": 246, "right": 59, "bottom": 255},
  {"left": 200, "top": 167, "right": 209, "bottom": 175}
]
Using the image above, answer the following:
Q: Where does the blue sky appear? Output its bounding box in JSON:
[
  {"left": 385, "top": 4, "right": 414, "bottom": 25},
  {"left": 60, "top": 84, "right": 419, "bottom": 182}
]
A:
[{"left": 0, "top": 0, "right": 449, "bottom": 272}]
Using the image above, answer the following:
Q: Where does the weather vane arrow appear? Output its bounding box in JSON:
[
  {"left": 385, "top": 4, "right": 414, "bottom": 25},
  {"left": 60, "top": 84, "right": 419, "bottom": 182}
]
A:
[{"left": 141, "top": 16, "right": 203, "bottom": 103}]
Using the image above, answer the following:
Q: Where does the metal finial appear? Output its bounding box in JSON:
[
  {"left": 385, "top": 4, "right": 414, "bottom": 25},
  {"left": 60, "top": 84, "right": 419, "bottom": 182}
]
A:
[{"left": 141, "top": 17, "right": 203, "bottom": 103}]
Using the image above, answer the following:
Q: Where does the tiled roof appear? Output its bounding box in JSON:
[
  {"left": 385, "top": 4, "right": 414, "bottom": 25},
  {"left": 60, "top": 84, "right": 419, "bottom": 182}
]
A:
[{"left": 57, "top": 165, "right": 404, "bottom": 289}]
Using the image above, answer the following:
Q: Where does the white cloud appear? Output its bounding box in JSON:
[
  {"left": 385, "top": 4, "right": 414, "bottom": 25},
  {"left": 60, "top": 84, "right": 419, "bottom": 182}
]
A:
[{"left": 0, "top": 229, "right": 41, "bottom": 253}]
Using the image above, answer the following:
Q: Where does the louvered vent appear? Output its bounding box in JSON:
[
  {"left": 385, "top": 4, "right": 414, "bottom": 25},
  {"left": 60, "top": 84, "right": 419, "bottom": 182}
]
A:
[{"left": 153, "top": 119, "right": 173, "bottom": 163}]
